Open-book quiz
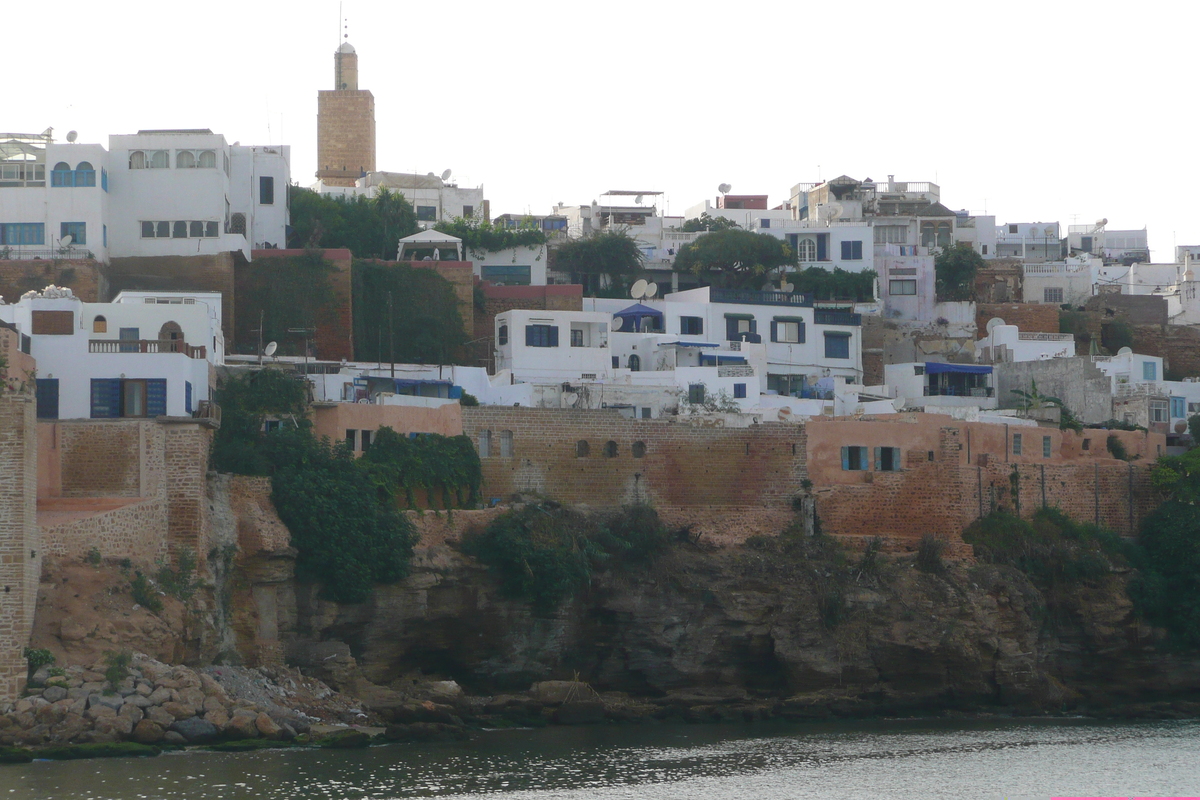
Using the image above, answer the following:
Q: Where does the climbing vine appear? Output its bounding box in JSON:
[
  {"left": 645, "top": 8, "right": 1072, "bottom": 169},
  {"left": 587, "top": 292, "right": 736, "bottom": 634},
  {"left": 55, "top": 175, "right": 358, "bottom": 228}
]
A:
[{"left": 361, "top": 427, "right": 481, "bottom": 510}]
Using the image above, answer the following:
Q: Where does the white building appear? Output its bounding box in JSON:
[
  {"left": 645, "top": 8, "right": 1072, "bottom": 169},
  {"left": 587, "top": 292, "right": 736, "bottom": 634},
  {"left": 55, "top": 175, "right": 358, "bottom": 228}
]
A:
[
  {"left": 0, "top": 288, "right": 223, "bottom": 420},
  {"left": 977, "top": 323, "right": 1075, "bottom": 364},
  {"left": 0, "top": 129, "right": 290, "bottom": 262},
  {"left": 1068, "top": 222, "right": 1149, "bottom": 264},
  {"left": 315, "top": 171, "right": 485, "bottom": 228},
  {"left": 884, "top": 362, "right": 997, "bottom": 411},
  {"left": 1022, "top": 255, "right": 1103, "bottom": 306},
  {"left": 995, "top": 222, "right": 1062, "bottom": 262}
]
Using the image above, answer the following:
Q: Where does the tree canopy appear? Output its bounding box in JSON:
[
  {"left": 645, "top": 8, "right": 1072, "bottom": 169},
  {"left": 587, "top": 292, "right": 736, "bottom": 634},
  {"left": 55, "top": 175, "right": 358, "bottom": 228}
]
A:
[
  {"left": 680, "top": 213, "right": 740, "bottom": 233},
  {"left": 551, "top": 230, "right": 645, "bottom": 296},
  {"left": 288, "top": 186, "right": 418, "bottom": 259},
  {"left": 353, "top": 260, "right": 467, "bottom": 364},
  {"left": 934, "top": 242, "right": 984, "bottom": 301},
  {"left": 434, "top": 217, "right": 548, "bottom": 259},
  {"left": 787, "top": 266, "right": 876, "bottom": 302},
  {"left": 673, "top": 229, "right": 796, "bottom": 289}
]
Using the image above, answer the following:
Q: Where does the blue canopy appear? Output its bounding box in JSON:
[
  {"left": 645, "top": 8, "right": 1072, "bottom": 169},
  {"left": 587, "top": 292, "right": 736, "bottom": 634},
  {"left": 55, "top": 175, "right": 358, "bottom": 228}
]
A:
[
  {"left": 661, "top": 341, "right": 720, "bottom": 348},
  {"left": 612, "top": 303, "right": 663, "bottom": 332},
  {"left": 925, "top": 362, "right": 992, "bottom": 375}
]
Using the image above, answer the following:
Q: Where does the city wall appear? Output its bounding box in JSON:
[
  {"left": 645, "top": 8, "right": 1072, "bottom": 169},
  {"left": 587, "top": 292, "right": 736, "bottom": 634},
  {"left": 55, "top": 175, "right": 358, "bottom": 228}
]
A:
[{"left": 0, "top": 392, "right": 39, "bottom": 703}]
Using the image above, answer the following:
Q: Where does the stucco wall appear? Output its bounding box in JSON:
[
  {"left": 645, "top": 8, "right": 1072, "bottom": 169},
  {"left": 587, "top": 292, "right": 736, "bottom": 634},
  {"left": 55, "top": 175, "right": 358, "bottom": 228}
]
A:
[
  {"left": 310, "top": 401, "right": 463, "bottom": 448},
  {"left": 993, "top": 359, "right": 1114, "bottom": 424}
]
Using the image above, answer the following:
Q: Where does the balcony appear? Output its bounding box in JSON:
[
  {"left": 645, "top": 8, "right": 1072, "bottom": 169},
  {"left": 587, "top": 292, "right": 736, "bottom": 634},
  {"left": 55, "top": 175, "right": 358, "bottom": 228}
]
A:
[
  {"left": 89, "top": 339, "right": 207, "bottom": 359},
  {"left": 814, "top": 309, "right": 862, "bottom": 326},
  {"left": 711, "top": 288, "right": 813, "bottom": 308},
  {"left": 924, "top": 385, "right": 994, "bottom": 398},
  {"left": 1017, "top": 332, "right": 1074, "bottom": 342},
  {"left": 0, "top": 247, "right": 94, "bottom": 260}
]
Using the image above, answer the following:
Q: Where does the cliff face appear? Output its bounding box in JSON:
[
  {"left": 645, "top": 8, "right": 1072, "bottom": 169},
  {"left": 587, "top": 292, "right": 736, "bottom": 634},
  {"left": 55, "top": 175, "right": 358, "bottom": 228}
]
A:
[{"left": 286, "top": 539, "right": 1200, "bottom": 715}]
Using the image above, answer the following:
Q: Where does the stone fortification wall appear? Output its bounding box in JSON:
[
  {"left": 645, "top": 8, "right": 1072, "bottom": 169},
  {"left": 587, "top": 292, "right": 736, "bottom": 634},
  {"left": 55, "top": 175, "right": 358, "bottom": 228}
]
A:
[
  {"left": 461, "top": 407, "right": 806, "bottom": 509},
  {"left": 105, "top": 253, "right": 238, "bottom": 343},
  {"left": 0, "top": 258, "right": 104, "bottom": 303},
  {"left": 39, "top": 499, "right": 168, "bottom": 563},
  {"left": 0, "top": 392, "right": 39, "bottom": 703},
  {"left": 977, "top": 302, "right": 1061, "bottom": 335}
]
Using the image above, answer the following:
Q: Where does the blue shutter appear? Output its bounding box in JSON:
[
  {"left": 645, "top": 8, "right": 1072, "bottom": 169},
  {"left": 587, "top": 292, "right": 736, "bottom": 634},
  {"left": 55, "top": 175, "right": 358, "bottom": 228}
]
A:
[
  {"left": 36, "top": 379, "right": 59, "bottom": 420},
  {"left": 147, "top": 379, "right": 167, "bottom": 417},
  {"left": 817, "top": 234, "right": 828, "bottom": 261},
  {"left": 185, "top": 381, "right": 193, "bottom": 413},
  {"left": 797, "top": 321, "right": 806, "bottom": 343},
  {"left": 770, "top": 321, "right": 778, "bottom": 342},
  {"left": 841, "top": 446, "right": 849, "bottom": 471},
  {"left": 548, "top": 326, "right": 559, "bottom": 347},
  {"left": 874, "top": 447, "right": 881, "bottom": 471},
  {"left": 90, "top": 379, "right": 121, "bottom": 418},
  {"left": 525, "top": 325, "right": 535, "bottom": 346}
]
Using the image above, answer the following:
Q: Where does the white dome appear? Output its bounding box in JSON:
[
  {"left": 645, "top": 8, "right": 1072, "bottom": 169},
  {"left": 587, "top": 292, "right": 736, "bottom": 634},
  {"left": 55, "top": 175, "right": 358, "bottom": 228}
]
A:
[{"left": 337, "top": 42, "right": 356, "bottom": 54}]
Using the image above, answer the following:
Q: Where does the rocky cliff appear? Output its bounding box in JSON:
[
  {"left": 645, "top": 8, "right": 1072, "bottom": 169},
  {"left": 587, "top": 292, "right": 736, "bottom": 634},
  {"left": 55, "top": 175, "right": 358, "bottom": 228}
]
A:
[{"left": 286, "top": 532, "right": 1200, "bottom": 717}]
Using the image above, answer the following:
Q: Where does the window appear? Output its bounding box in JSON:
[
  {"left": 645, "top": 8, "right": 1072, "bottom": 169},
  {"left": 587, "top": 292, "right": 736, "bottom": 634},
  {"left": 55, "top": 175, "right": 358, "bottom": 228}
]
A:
[
  {"left": 103, "top": 224, "right": 107, "bottom": 247},
  {"left": 771, "top": 318, "right": 805, "bottom": 343},
  {"left": 874, "top": 225, "right": 907, "bottom": 244},
  {"left": 628, "top": 354, "right": 640, "bottom": 371},
  {"left": 576, "top": 440, "right": 590, "bottom": 457},
  {"left": 875, "top": 447, "right": 901, "bottom": 471},
  {"left": 129, "top": 150, "right": 146, "bottom": 169},
  {"left": 149, "top": 150, "right": 169, "bottom": 169},
  {"left": 36, "top": 379, "right": 59, "bottom": 420},
  {"left": 688, "top": 384, "right": 705, "bottom": 404},
  {"left": 416, "top": 206, "right": 437, "bottom": 221},
  {"left": 497, "top": 324, "right": 508, "bottom": 346},
  {"left": 478, "top": 430, "right": 491, "bottom": 458},
  {"left": 841, "top": 446, "right": 868, "bottom": 471},
  {"left": 190, "top": 221, "right": 204, "bottom": 238},
  {"left": 60, "top": 222, "right": 86, "bottom": 245},
  {"left": 612, "top": 356, "right": 620, "bottom": 368},
  {"left": 230, "top": 213, "right": 246, "bottom": 234},
  {"left": 462, "top": 205, "right": 474, "bottom": 217},
  {"left": 31, "top": 310, "right": 74, "bottom": 335},
  {"left": 1143, "top": 361, "right": 1158, "bottom": 381},
  {"left": 118, "top": 327, "right": 140, "bottom": 352},
  {"left": 1151, "top": 400, "right": 1169, "bottom": 423},
  {"left": 0, "top": 223, "right": 45, "bottom": 245},
  {"left": 90, "top": 378, "right": 166, "bottom": 418},
  {"left": 840, "top": 240, "right": 863, "bottom": 260},
  {"left": 921, "top": 221, "right": 952, "bottom": 248},
  {"left": 345, "top": 429, "right": 358, "bottom": 450},
  {"left": 1044, "top": 287, "right": 1064, "bottom": 304},
  {"left": 172, "top": 221, "right": 188, "bottom": 238},
  {"left": 604, "top": 440, "right": 618, "bottom": 458},
  {"left": 177, "top": 150, "right": 196, "bottom": 169},
  {"left": 641, "top": 407, "right": 651, "bottom": 419},
  {"left": 824, "top": 332, "right": 851, "bottom": 359},
  {"left": 1082, "top": 438, "right": 1091, "bottom": 450},
  {"left": 981, "top": 245, "right": 988, "bottom": 255},
  {"left": 525, "top": 324, "right": 558, "bottom": 347},
  {"left": 1012, "top": 433, "right": 1022, "bottom": 455},
  {"left": 1172, "top": 397, "right": 1186, "bottom": 418},
  {"left": 93, "top": 315, "right": 107, "bottom": 333},
  {"left": 481, "top": 265, "right": 532, "bottom": 285},
  {"left": 632, "top": 441, "right": 646, "bottom": 458},
  {"left": 185, "top": 381, "right": 193, "bottom": 414},
  {"left": 198, "top": 150, "right": 216, "bottom": 168},
  {"left": 797, "top": 237, "right": 817, "bottom": 261},
  {"left": 259, "top": 176, "right": 274, "bottom": 205},
  {"left": 760, "top": 218, "right": 770, "bottom": 229},
  {"left": 499, "top": 430, "right": 513, "bottom": 458},
  {"left": 889, "top": 279, "right": 917, "bottom": 296},
  {"left": 361, "top": 430, "right": 372, "bottom": 451},
  {"left": 205, "top": 221, "right": 218, "bottom": 237},
  {"left": 725, "top": 315, "right": 755, "bottom": 341},
  {"left": 680, "top": 316, "right": 703, "bottom": 335},
  {"left": 1042, "top": 436, "right": 1052, "bottom": 458},
  {"left": 734, "top": 383, "right": 747, "bottom": 399}
]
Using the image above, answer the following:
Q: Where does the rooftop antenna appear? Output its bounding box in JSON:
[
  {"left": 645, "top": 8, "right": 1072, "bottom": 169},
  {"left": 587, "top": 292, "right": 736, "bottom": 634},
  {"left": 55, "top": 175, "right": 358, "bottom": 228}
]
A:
[
  {"left": 65, "top": 131, "right": 77, "bottom": 143},
  {"left": 441, "top": 168, "right": 452, "bottom": 181}
]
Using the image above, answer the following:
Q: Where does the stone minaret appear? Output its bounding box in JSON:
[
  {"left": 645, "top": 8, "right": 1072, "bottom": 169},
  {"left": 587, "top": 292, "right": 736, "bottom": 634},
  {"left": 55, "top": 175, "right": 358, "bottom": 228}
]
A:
[{"left": 316, "top": 42, "right": 376, "bottom": 187}]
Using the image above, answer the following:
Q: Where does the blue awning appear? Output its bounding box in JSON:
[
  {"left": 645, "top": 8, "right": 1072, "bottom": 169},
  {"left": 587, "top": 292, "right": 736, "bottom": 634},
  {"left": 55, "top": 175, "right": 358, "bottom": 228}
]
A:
[
  {"left": 612, "top": 303, "right": 664, "bottom": 332},
  {"left": 661, "top": 341, "right": 720, "bottom": 348},
  {"left": 700, "top": 354, "right": 747, "bottom": 365},
  {"left": 925, "top": 362, "right": 992, "bottom": 375}
]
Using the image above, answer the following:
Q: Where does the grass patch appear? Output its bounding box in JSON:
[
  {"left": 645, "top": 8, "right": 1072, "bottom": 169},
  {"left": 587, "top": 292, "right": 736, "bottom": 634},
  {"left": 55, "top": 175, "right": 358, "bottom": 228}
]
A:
[
  {"left": 33, "top": 742, "right": 161, "bottom": 760},
  {"left": 204, "top": 739, "right": 296, "bottom": 752},
  {"left": 0, "top": 746, "right": 33, "bottom": 764}
]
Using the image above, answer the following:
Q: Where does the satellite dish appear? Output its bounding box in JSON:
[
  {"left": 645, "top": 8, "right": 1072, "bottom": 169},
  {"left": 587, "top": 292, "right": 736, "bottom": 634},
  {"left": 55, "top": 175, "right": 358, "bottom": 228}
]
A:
[
  {"left": 565, "top": 393, "right": 579, "bottom": 406},
  {"left": 611, "top": 316, "right": 624, "bottom": 331},
  {"left": 60, "top": 235, "right": 73, "bottom": 246},
  {"left": 644, "top": 282, "right": 658, "bottom": 298},
  {"left": 1117, "top": 346, "right": 1133, "bottom": 355},
  {"left": 780, "top": 281, "right": 795, "bottom": 293},
  {"left": 631, "top": 279, "right": 648, "bottom": 299},
  {"left": 66, "top": 130, "right": 78, "bottom": 143},
  {"left": 440, "top": 169, "right": 452, "bottom": 181},
  {"left": 427, "top": 172, "right": 436, "bottom": 177},
  {"left": 825, "top": 202, "right": 843, "bottom": 221},
  {"left": 1176, "top": 420, "right": 1188, "bottom": 434},
  {"left": 718, "top": 183, "right": 731, "bottom": 194},
  {"left": 264, "top": 341, "right": 278, "bottom": 356},
  {"left": 985, "top": 317, "right": 1005, "bottom": 334},
  {"left": 634, "top": 195, "right": 643, "bottom": 204},
  {"left": 1044, "top": 226, "right": 1056, "bottom": 237}
]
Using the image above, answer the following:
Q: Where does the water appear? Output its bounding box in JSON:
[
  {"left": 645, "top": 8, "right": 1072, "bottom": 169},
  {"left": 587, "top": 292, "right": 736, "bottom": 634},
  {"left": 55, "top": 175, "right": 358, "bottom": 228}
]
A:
[{"left": 2, "top": 719, "right": 1198, "bottom": 800}]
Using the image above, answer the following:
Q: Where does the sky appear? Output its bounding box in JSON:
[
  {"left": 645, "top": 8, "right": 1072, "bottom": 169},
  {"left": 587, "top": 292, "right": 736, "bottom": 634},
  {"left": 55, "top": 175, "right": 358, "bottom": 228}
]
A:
[{"left": 10, "top": 0, "right": 1197, "bottom": 259}]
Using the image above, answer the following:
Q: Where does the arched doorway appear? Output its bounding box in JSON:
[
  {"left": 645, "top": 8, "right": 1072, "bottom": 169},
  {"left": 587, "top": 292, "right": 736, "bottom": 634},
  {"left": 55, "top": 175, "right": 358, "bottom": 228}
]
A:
[{"left": 158, "top": 321, "right": 184, "bottom": 353}]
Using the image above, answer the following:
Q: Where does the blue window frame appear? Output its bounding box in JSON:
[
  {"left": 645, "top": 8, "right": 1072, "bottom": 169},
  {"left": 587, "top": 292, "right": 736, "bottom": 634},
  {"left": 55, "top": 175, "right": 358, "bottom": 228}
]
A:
[
  {"left": 1171, "top": 397, "right": 1186, "bottom": 418},
  {"left": 824, "top": 332, "right": 851, "bottom": 359},
  {"left": 0, "top": 223, "right": 45, "bottom": 245},
  {"left": 840, "top": 240, "right": 863, "bottom": 260},
  {"left": 36, "top": 379, "right": 59, "bottom": 420},
  {"left": 61, "top": 222, "right": 86, "bottom": 245},
  {"left": 103, "top": 224, "right": 107, "bottom": 247},
  {"left": 90, "top": 379, "right": 121, "bottom": 418},
  {"left": 1143, "top": 361, "right": 1157, "bottom": 381},
  {"left": 119, "top": 327, "right": 139, "bottom": 353},
  {"left": 146, "top": 379, "right": 167, "bottom": 417},
  {"left": 525, "top": 324, "right": 558, "bottom": 347},
  {"left": 733, "top": 383, "right": 747, "bottom": 399},
  {"left": 841, "top": 446, "right": 868, "bottom": 471},
  {"left": 101, "top": 168, "right": 108, "bottom": 192},
  {"left": 185, "top": 381, "right": 193, "bottom": 414}
]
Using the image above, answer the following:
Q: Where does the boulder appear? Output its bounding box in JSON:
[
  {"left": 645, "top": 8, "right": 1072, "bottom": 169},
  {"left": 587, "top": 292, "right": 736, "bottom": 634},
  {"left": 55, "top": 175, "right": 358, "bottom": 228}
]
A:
[
  {"left": 131, "top": 719, "right": 165, "bottom": 744},
  {"left": 199, "top": 674, "right": 230, "bottom": 702},
  {"left": 161, "top": 702, "right": 196, "bottom": 720},
  {"left": 124, "top": 694, "right": 154, "bottom": 709},
  {"left": 50, "top": 713, "right": 89, "bottom": 742},
  {"left": 89, "top": 693, "right": 124, "bottom": 711},
  {"left": 204, "top": 709, "right": 229, "bottom": 729},
  {"left": 96, "top": 715, "right": 134, "bottom": 737},
  {"left": 146, "top": 707, "right": 175, "bottom": 729},
  {"left": 147, "top": 687, "right": 172, "bottom": 706},
  {"left": 136, "top": 682, "right": 153, "bottom": 697},
  {"left": 169, "top": 717, "right": 219, "bottom": 744},
  {"left": 223, "top": 714, "right": 259, "bottom": 740},
  {"left": 529, "top": 681, "right": 592, "bottom": 706},
  {"left": 42, "top": 686, "right": 68, "bottom": 703},
  {"left": 254, "top": 713, "right": 282, "bottom": 740},
  {"left": 202, "top": 696, "right": 226, "bottom": 714},
  {"left": 85, "top": 705, "right": 117, "bottom": 721},
  {"left": 162, "top": 731, "right": 187, "bottom": 745},
  {"left": 119, "top": 704, "right": 144, "bottom": 724}
]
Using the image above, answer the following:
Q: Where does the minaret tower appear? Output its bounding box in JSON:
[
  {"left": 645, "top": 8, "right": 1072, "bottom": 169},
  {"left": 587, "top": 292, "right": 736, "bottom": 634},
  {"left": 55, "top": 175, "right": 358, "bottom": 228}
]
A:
[{"left": 316, "top": 33, "right": 376, "bottom": 187}]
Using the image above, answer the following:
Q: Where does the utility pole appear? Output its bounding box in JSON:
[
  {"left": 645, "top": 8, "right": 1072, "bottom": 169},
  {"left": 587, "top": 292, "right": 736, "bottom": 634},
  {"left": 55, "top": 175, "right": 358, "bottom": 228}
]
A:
[
  {"left": 388, "top": 291, "right": 395, "bottom": 379},
  {"left": 255, "top": 310, "right": 264, "bottom": 366}
]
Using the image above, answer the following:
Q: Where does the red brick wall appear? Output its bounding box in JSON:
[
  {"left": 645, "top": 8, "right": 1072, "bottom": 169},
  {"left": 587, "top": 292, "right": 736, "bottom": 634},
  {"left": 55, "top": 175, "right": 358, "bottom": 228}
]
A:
[
  {"left": 240, "top": 249, "right": 354, "bottom": 362},
  {"left": 977, "top": 303, "right": 1061, "bottom": 335}
]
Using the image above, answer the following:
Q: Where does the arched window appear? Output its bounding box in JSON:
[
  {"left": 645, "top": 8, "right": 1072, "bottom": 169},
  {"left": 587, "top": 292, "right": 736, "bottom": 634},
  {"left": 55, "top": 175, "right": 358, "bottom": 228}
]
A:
[
  {"left": 53, "top": 162, "right": 70, "bottom": 172},
  {"left": 499, "top": 430, "right": 514, "bottom": 458},
  {"left": 93, "top": 315, "right": 107, "bottom": 333},
  {"left": 149, "top": 150, "right": 169, "bottom": 169},
  {"left": 198, "top": 150, "right": 217, "bottom": 168},
  {"left": 632, "top": 441, "right": 646, "bottom": 458},
  {"left": 75, "top": 161, "right": 93, "bottom": 172},
  {"left": 478, "top": 430, "right": 492, "bottom": 458},
  {"left": 576, "top": 440, "right": 590, "bottom": 458},
  {"left": 797, "top": 237, "right": 817, "bottom": 262},
  {"left": 498, "top": 324, "right": 508, "bottom": 346},
  {"left": 176, "top": 150, "right": 196, "bottom": 168},
  {"left": 51, "top": 162, "right": 72, "bottom": 187},
  {"left": 604, "top": 440, "right": 618, "bottom": 458},
  {"left": 158, "top": 321, "right": 183, "bottom": 352},
  {"left": 129, "top": 150, "right": 146, "bottom": 169},
  {"left": 628, "top": 354, "right": 640, "bottom": 371}
]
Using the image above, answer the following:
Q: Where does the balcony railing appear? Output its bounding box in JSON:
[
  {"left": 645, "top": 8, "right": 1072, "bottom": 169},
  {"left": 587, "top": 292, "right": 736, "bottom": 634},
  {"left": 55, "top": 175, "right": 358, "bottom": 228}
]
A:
[
  {"left": 1018, "top": 332, "right": 1075, "bottom": 342},
  {"left": 717, "top": 364, "right": 755, "bottom": 378},
  {"left": 814, "top": 309, "right": 862, "bottom": 326},
  {"left": 711, "top": 288, "right": 813, "bottom": 308},
  {"left": 924, "top": 386, "right": 994, "bottom": 397},
  {"left": 89, "top": 339, "right": 207, "bottom": 359}
]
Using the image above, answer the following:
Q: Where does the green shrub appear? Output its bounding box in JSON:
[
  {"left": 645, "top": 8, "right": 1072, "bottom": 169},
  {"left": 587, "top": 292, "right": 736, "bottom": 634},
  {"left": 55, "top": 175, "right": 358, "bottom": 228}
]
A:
[
  {"left": 85, "top": 547, "right": 102, "bottom": 567},
  {"left": 103, "top": 650, "right": 131, "bottom": 692},
  {"left": 361, "top": 427, "right": 481, "bottom": 509},
  {"left": 1108, "top": 434, "right": 1130, "bottom": 462},
  {"left": 856, "top": 537, "right": 884, "bottom": 577},
  {"left": 1131, "top": 501, "right": 1200, "bottom": 647},
  {"left": 129, "top": 572, "right": 163, "bottom": 614},
  {"left": 459, "top": 391, "right": 479, "bottom": 407},
  {"left": 23, "top": 648, "right": 54, "bottom": 680},
  {"left": 156, "top": 549, "right": 200, "bottom": 603},
  {"left": 915, "top": 535, "right": 947, "bottom": 574}
]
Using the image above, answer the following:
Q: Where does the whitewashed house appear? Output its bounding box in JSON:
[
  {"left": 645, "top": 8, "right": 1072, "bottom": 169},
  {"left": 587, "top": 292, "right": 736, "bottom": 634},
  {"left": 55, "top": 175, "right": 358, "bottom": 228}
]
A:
[
  {"left": 884, "top": 362, "right": 997, "bottom": 411},
  {"left": 977, "top": 322, "right": 1075, "bottom": 364},
  {"left": 316, "top": 171, "right": 485, "bottom": 228},
  {"left": 0, "top": 288, "right": 223, "bottom": 420}
]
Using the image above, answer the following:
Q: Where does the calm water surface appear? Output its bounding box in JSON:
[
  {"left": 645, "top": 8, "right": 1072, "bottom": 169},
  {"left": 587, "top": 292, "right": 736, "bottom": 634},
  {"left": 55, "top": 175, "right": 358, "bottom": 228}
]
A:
[{"left": 2, "top": 718, "right": 1198, "bottom": 800}]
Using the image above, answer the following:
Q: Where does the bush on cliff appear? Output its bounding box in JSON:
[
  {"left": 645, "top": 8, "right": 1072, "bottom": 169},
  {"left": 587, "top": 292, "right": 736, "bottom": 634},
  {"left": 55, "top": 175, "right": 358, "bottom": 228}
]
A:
[
  {"left": 462, "top": 503, "right": 669, "bottom": 612},
  {"left": 360, "top": 426, "right": 481, "bottom": 509}
]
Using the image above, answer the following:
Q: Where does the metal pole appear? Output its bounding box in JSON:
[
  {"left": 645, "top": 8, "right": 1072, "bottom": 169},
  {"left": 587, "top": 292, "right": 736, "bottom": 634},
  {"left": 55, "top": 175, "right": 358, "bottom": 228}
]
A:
[{"left": 388, "top": 292, "right": 395, "bottom": 379}]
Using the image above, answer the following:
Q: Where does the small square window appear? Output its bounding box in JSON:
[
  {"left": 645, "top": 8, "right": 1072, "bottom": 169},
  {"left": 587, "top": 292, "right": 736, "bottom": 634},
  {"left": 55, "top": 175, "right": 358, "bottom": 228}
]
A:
[
  {"left": 571, "top": 328, "right": 584, "bottom": 347},
  {"left": 842, "top": 446, "right": 868, "bottom": 471},
  {"left": 824, "top": 332, "right": 851, "bottom": 359},
  {"left": 733, "top": 383, "right": 747, "bottom": 399},
  {"left": 1143, "top": 361, "right": 1158, "bottom": 381},
  {"left": 259, "top": 176, "right": 274, "bottom": 205},
  {"left": 1044, "top": 287, "right": 1064, "bottom": 304},
  {"left": 890, "top": 279, "right": 917, "bottom": 295},
  {"left": 680, "top": 316, "right": 703, "bottom": 335},
  {"left": 417, "top": 206, "right": 437, "bottom": 221},
  {"left": 462, "top": 205, "right": 474, "bottom": 217},
  {"left": 1012, "top": 433, "right": 1022, "bottom": 455},
  {"left": 688, "top": 384, "right": 705, "bottom": 404},
  {"left": 1042, "top": 436, "right": 1052, "bottom": 458},
  {"left": 1082, "top": 438, "right": 1091, "bottom": 450},
  {"left": 760, "top": 218, "right": 771, "bottom": 229}
]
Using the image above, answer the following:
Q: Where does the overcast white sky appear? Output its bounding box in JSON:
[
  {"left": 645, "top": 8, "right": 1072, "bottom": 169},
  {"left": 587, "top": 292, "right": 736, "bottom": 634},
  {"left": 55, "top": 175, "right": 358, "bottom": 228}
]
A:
[{"left": 10, "top": 1, "right": 1196, "bottom": 259}]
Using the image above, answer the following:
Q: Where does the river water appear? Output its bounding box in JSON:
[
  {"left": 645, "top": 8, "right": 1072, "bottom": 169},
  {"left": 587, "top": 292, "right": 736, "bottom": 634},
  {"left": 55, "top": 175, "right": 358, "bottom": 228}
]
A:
[{"left": 2, "top": 718, "right": 1198, "bottom": 800}]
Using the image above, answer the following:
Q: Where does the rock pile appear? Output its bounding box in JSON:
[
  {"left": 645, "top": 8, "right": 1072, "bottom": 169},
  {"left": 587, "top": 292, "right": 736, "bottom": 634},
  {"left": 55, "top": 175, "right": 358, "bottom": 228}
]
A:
[{"left": 0, "top": 655, "right": 359, "bottom": 748}]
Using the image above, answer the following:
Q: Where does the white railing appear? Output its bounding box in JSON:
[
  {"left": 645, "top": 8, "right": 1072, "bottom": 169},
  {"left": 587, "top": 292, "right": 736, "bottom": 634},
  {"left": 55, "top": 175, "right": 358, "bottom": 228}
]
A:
[
  {"left": 1018, "top": 332, "right": 1074, "bottom": 342},
  {"left": 717, "top": 365, "right": 755, "bottom": 378},
  {"left": 1115, "top": 381, "right": 1163, "bottom": 398}
]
